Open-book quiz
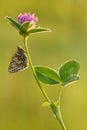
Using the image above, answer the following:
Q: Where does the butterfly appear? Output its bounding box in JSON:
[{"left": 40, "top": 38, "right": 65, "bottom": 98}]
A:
[{"left": 8, "top": 46, "right": 29, "bottom": 73}]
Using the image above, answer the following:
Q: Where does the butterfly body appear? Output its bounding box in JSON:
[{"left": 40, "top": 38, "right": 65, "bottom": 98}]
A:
[{"left": 8, "top": 46, "right": 29, "bottom": 73}]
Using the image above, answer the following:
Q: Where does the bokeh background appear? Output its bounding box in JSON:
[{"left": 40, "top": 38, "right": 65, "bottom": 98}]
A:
[{"left": 0, "top": 0, "right": 87, "bottom": 130}]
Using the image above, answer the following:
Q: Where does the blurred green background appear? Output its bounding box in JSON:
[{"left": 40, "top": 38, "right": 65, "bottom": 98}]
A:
[{"left": 0, "top": 0, "right": 87, "bottom": 130}]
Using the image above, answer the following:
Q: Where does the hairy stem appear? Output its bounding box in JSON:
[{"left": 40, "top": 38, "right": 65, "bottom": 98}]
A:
[
  {"left": 23, "top": 36, "right": 50, "bottom": 102},
  {"left": 50, "top": 87, "right": 67, "bottom": 130},
  {"left": 23, "top": 36, "right": 67, "bottom": 130},
  {"left": 57, "top": 87, "right": 67, "bottom": 130}
]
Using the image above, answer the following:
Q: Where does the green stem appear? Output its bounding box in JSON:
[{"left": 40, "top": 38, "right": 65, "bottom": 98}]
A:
[
  {"left": 23, "top": 36, "right": 67, "bottom": 130},
  {"left": 57, "top": 87, "right": 67, "bottom": 130},
  {"left": 56, "top": 108, "right": 67, "bottom": 130},
  {"left": 23, "top": 36, "right": 50, "bottom": 103},
  {"left": 58, "top": 86, "right": 63, "bottom": 103},
  {"left": 50, "top": 87, "right": 67, "bottom": 130}
]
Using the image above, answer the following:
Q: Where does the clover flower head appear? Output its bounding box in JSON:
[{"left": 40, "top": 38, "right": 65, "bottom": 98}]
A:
[{"left": 17, "top": 12, "right": 38, "bottom": 24}]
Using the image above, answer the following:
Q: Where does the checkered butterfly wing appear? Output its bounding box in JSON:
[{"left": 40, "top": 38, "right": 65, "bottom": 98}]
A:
[{"left": 8, "top": 46, "right": 29, "bottom": 73}]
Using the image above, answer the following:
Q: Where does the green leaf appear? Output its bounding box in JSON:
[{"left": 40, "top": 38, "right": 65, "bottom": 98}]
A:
[
  {"left": 20, "top": 21, "right": 29, "bottom": 33},
  {"left": 59, "top": 60, "right": 80, "bottom": 86},
  {"left": 28, "top": 28, "right": 51, "bottom": 35},
  {"left": 5, "top": 16, "right": 20, "bottom": 32},
  {"left": 42, "top": 102, "right": 50, "bottom": 107},
  {"left": 34, "top": 66, "right": 61, "bottom": 85},
  {"left": 62, "top": 75, "right": 79, "bottom": 86}
]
